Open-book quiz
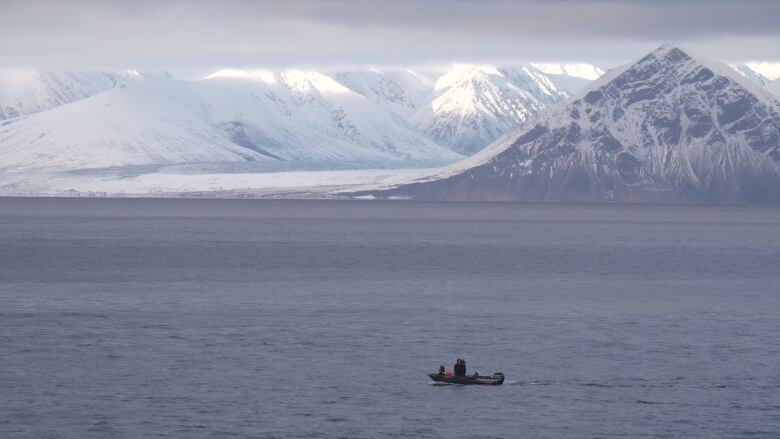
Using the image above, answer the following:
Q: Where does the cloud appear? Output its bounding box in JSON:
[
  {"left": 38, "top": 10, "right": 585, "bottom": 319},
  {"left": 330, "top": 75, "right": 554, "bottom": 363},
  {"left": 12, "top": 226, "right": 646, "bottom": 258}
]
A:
[{"left": 2, "top": 0, "right": 780, "bottom": 68}]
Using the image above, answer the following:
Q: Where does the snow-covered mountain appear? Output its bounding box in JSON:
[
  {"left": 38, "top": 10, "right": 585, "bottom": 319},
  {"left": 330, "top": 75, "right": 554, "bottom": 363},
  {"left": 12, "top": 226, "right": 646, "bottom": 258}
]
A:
[
  {"left": 0, "top": 73, "right": 461, "bottom": 172},
  {"left": 412, "top": 63, "right": 603, "bottom": 155},
  {"left": 330, "top": 68, "right": 435, "bottom": 116},
  {"left": 366, "top": 45, "right": 780, "bottom": 203},
  {"left": 0, "top": 69, "right": 148, "bottom": 120},
  {"left": 329, "top": 63, "right": 603, "bottom": 156},
  {"left": 0, "top": 64, "right": 604, "bottom": 174}
]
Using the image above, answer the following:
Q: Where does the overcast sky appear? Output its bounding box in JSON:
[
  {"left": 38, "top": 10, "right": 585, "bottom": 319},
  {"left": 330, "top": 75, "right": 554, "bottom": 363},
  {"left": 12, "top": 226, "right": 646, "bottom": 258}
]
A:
[{"left": 3, "top": 0, "right": 780, "bottom": 69}]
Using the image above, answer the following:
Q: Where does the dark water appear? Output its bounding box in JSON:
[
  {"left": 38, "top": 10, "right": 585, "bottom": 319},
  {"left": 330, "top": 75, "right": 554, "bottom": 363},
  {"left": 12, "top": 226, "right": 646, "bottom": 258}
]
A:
[{"left": 1, "top": 198, "right": 779, "bottom": 438}]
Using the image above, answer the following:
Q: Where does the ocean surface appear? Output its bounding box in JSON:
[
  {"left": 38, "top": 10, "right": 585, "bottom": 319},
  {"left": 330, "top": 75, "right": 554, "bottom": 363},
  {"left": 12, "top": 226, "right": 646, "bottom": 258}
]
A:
[{"left": 1, "top": 198, "right": 779, "bottom": 438}]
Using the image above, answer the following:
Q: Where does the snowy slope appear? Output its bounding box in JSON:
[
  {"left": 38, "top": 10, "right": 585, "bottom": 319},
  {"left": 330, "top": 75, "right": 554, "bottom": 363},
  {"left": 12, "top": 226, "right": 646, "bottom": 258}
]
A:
[
  {"left": 728, "top": 64, "right": 770, "bottom": 87},
  {"left": 412, "top": 63, "right": 603, "bottom": 155},
  {"left": 768, "top": 79, "right": 780, "bottom": 98},
  {"left": 0, "top": 75, "right": 462, "bottom": 172},
  {"left": 329, "top": 68, "right": 435, "bottom": 116},
  {"left": 729, "top": 64, "right": 780, "bottom": 98},
  {"left": 0, "top": 63, "right": 604, "bottom": 181},
  {"left": 368, "top": 46, "right": 780, "bottom": 203},
  {"left": 208, "top": 70, "right": 461, "bottom": 165},
  {"left": 0, "top": 69, "right": 146, "bottom": 119},
  {"left": 743, "top": 62, "right": 780, "bottom": 81}
]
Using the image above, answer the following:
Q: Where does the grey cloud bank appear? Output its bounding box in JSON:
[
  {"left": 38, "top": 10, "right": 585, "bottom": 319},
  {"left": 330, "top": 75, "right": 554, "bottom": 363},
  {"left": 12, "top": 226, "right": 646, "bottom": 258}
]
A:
[{"left": 2, "top": 0, "right": 780, "bottom": 68}]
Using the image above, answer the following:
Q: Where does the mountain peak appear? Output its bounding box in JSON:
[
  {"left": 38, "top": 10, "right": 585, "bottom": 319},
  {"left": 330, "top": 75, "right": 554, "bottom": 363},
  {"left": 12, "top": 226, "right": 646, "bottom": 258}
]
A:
[
  {"left": 652, "top": 42, "right": 679, "bottom": 52},
  {"left": 413, "top": 63, "right": 597, "bottom": 155},
  {"left": 650, "top": 43, "right": 689, "bottom": 56},
  {"left": 433, "top": 64, "right": 502, "bottom": 91},
  {"left": 631, "top": 44, "right": 689, "bottom": 66}
]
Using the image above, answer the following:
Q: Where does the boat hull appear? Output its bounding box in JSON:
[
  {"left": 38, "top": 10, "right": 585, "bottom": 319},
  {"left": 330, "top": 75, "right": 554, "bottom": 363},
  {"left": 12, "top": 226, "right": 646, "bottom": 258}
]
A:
[{"left": 428, "top": 373, "right": 504, "bottom": 385}]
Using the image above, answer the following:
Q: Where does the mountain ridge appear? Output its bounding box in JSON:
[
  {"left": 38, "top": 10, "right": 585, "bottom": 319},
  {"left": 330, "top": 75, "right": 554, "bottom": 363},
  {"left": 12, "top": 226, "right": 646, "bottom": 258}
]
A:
[
  {"left": 361, "top": 45, "right": 780, "bottom": 203},
  {"left": 0, "top": 68, "right": 148, "bottom": 120},
  {"left": 0, "top": 76, "right": 461, "bottom": 173},
  {"left": 0, "top": 63, "right": 604, "bottom": 173},
  {"left": 2, "top": 57, "right": 778, "bottom": 188},
  {"left": 411, "top": 63, "right": 603, "bottom": 154}
]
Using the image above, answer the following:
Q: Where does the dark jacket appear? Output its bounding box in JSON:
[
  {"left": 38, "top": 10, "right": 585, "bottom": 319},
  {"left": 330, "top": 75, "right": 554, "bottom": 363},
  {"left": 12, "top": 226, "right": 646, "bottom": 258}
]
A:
[{"left": 454, "top": 361, "right": 466, "bottom": 377}]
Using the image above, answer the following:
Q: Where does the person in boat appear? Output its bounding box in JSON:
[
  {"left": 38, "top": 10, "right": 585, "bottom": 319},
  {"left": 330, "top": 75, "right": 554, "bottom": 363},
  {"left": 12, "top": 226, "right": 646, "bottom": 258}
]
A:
[
  {"left": 454, "top": 358, "right": 466, "bottom": 377},
  {"left": 437, "top": 365, "right": 453, "bottom": 377}
]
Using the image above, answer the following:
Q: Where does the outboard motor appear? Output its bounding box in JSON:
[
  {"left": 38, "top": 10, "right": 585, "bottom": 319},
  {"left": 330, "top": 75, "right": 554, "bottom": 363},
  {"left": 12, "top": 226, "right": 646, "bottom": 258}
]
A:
[{"left": 492, "top": 372, "right": 505, "bottom": 384}]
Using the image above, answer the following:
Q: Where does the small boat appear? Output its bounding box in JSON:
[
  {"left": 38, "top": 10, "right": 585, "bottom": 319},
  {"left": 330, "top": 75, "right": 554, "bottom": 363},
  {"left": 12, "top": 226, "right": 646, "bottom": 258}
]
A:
[{"left": 428, "top": 372, "right": 505, "bottom": 385}]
